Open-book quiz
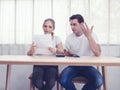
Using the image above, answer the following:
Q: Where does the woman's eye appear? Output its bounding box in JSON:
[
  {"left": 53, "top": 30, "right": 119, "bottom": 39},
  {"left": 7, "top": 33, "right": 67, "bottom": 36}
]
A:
[
  {"left": 44, "top": 25, "right": 47, "bottom": 28},
  {"left": 49, "top": 26, "right": 52, "bottom": 28}
]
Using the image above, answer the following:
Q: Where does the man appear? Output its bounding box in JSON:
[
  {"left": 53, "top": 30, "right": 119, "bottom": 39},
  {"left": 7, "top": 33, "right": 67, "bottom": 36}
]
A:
[{"left": 59, "top": 14, "right": 103, "bottom": 90}]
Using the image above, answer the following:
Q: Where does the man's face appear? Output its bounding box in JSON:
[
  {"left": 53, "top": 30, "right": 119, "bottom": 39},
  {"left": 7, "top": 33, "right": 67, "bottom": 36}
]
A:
[{"left": 70, "top": 19, "right": 83, "bottom": 36}]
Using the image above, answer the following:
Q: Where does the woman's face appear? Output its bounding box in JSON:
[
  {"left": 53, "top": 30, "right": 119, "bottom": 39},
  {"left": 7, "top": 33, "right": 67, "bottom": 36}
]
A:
[{"left": 43, "top": 21, "right": 54, "bottom": 34}]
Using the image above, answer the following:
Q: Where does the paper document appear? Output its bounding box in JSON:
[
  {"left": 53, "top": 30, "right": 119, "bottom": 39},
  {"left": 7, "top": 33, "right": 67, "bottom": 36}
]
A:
[{"left": 33, "top": 34, "right": 53, "bottom": 55}]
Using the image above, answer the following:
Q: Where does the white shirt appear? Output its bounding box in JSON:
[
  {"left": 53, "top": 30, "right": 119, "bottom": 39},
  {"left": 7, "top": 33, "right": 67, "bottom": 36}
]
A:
[{"left": 65, "top": 32, "right": 99, "bottom": 56}]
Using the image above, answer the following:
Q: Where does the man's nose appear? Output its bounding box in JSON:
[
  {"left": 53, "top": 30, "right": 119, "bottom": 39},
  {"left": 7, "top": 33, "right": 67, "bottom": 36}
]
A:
[{"left": 71, "top": 25, "right": 74, "bottom": 29}]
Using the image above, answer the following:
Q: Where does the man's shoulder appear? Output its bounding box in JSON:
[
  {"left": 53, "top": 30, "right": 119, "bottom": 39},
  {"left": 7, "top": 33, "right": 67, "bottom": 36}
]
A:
[{"left": 66, "top": 33, "right": 75, "bottom": 41}]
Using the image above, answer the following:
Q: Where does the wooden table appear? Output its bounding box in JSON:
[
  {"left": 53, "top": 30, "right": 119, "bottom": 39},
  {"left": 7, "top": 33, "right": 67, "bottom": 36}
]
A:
[{"left": 0, "top": 55, "right": 120, "bottom": 90}]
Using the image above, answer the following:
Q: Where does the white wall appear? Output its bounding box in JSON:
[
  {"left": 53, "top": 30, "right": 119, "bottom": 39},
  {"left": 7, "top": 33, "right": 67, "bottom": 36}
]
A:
[{"left": 0, "top": 45, "right": 120, "bottom": 90}]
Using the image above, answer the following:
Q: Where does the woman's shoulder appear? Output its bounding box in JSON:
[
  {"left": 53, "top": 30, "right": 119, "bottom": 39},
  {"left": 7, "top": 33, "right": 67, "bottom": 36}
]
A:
[
  {"left": 53, "top": 36, "right": 62, "bottom": 44},
  {"left": 54, "top": 36, "right": 61, "bottom": 40}
]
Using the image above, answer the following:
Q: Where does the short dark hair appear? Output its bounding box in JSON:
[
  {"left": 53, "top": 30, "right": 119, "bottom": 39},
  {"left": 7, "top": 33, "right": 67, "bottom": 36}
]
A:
[{"left": 69, "top": 14, "right": 84, "bottom": 23}]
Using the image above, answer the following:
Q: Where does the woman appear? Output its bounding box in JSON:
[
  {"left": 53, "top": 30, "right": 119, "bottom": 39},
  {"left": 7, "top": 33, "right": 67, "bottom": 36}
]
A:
[{"left": 27, "top": 18, "right": 64, "bottom": 90}]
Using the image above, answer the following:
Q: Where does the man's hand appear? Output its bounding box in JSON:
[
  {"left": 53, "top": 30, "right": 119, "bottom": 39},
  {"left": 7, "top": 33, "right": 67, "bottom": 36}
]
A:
[
  {"left": 64, "top": 50, "right": 73, "bottom": 56},
  {"left": 81, "top": 22, "right": 94, "bottom": 39}
]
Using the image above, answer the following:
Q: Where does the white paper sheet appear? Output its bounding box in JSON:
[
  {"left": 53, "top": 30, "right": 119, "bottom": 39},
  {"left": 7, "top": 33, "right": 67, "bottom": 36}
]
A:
[{"left": 33, "top": 34, "right": 53, "bottom": 55}]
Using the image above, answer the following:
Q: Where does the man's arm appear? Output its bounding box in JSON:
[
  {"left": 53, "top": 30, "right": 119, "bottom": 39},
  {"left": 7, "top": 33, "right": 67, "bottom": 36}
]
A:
[
  {"left": 81, "top": 23, "right": 101, "bottom": 56},
  {"left": 87, "top": 36, "right": 101, "bottom": 56}
]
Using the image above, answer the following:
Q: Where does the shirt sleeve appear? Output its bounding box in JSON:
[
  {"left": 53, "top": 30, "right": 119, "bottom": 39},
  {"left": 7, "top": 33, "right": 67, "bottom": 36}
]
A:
[{"left": 64, "top": 36, "right": 70, "bottom": 51}]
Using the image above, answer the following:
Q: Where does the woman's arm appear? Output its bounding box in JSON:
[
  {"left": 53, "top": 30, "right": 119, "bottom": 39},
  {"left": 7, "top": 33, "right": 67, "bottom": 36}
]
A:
[
  {"left": 48, "top": 42, "right": 64, "bottom": 54},
  {"left": 56, "top": 42, "right": 64, "bottom": 54},
  {"left": 27, "top": 43, "right": 37, "bottom": 56}
]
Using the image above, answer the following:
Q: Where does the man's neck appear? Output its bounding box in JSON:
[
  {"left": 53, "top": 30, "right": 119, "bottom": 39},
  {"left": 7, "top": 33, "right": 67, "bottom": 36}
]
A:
[{"left": 75, "top": 32, "right": 83, "bottom": 37}]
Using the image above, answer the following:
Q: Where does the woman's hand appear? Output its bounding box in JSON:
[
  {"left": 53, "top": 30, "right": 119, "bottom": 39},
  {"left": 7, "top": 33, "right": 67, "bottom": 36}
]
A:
[
  {"left": 48, "top": 47, "right": 56, "bottom": 54},
  {"left": 27, "top": 43, "right": 38, "bottom": 56}
]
